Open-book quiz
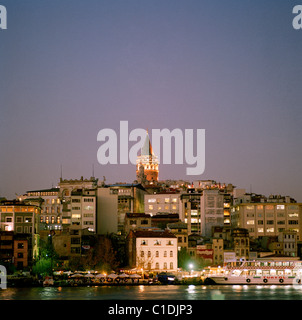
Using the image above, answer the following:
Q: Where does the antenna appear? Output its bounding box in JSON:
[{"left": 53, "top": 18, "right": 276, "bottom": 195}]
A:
[
  {"left": 92, "top": 164, "right": 95, "bottom": 178},
  {"left": 60, "top": 164, "right": 63, "bottom": 180}
]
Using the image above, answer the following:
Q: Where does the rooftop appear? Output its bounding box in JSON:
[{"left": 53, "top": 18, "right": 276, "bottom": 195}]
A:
[{"left": 131, "top": 229, "right": 177, "bottom": 238}]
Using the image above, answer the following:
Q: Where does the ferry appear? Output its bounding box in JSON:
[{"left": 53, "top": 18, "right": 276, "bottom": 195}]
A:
[{"left": 204, "top": 260, "right": 302, "bottom": 285}]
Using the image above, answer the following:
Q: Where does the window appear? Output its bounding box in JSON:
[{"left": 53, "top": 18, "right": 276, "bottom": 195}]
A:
[
  {"left": 148, "top": 205, "right": 154, "bottom": 210},
  {"left": 16, "top": 217, "right": 22, "bottom": 223},
  {"left": 156, "top": 251, "right": 159, "bottom": 257},
  {"left": 277, "top": 205, "right": 285, "bottom": 210},
  {"left": 141, "top": 251, "right": 144, "bottom": 258},
  {"left": 267, "top": 228, "right": 274, "bottom": 233},
  {"left": 164, "top": 251, "right": 167, "bottom": 257},
  {"left": 170, "top": 251, "right": 173, "bottom": 257},
  {"left": 165, "top": 198, "right": 170, "bottom": 204},
  {"left": 18, "top": 243, "right": 24, "bottom": 249},
  {"left": 258, "top": 220, "right": 264, "bottom": 225},
  {"left": 247, "top": 220, "right": 254, "bottom": 225},
  {"left": 71, "top": 238, "right": 80, "bottom": 244},
  {"left": 141, "top": 240, "right": 147, "bottom": 245},
  {"left": 148, "top": 198, "right": 156, "bottom": 203},
  {"left": 167, "top": 240, "right": 173, "bottom": 245},
  {"left": 148, "top": 251, "right": 151, "bottom": 258},
  {"left": 154, "top": 240, "right": 161, "bottom": 245},
  {"left": 164, "top": 262, "right": 167, "bottom": 269},
  {"left": 267, "top": 220, "right": 274, "bottom": 225},
  {"left": 155, "top": 262, "right": 159, "bottom": 269},
  {"left": 170, "top": 262, "right": 173, "bottom": 269}
]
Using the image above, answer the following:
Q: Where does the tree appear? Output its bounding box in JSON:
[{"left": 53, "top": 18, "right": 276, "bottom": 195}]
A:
[
  {"left": 32, "top": 234, "right": 58, "bottom": 276},
  {"left": 83, "top": 236, "right": 118, "bottom": 272}
]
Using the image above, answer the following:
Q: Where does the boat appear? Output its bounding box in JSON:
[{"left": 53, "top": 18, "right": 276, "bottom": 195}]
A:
[
  {"left": 204, "top": 260, "right": 302, "bottom": 285},
  {"left": 43, "top": 276, "right": 54, "bottom": 286}
]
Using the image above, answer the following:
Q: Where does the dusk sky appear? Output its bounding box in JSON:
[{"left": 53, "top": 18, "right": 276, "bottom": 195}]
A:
[{"left": 1, "top": 1, "right": 301, "bottom": 201}]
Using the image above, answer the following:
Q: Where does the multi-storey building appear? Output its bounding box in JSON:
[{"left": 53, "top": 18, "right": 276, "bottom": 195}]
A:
[
  {"left": 127, "top": 229, "right": 178, "bottom": 272},
  {"left": 104, "top": 183, "right": 146, "bottom": 234},
  {"left": 232, "top": 228, "right": 250, "bottom": 260},
  {"left": 58, "top": 177, "right": 98, "bottom": 232},
  {"left": 181, "top": 191, "right": 202, "bottom": 234},
  {"left": 200, "top": 189, "right": 224, "bottom": 238},
  {"left": 0, "top": 201, "right": 40, "bottom": 263},
  {"left": 145, "top": 192, "right": 181, "bottom": 216},
  {"left": 22, "top": 187, "right": 62, "bottom": 231},
  {"left": 69, "top": 189, "right": 97, "bottom": 232},
  {"left": 167, "top": 221, "right": 188, "bottom": 251},
  {"left": 124, "top": 213, "right": 152, "bottom": 235},
  {"left": 231, "top": 201, "right": 302, "bottom": 240}
]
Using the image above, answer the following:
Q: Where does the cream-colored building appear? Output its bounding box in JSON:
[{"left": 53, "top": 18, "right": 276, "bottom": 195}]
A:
[
  {"left": 231, "top": 202, "right": 302, "bottom": 240},
  {"left": 127, "top": 229, "right": 178, "bottom": 272}
]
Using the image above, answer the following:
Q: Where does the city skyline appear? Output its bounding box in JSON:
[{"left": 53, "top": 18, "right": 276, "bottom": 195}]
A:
[{"left": 1, "top": 1, "right": 301, "bottom": 201}]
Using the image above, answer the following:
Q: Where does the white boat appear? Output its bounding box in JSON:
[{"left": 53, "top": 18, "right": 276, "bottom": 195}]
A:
[{"left": 205, "top": 260, "right": 302, "bottom": 285}]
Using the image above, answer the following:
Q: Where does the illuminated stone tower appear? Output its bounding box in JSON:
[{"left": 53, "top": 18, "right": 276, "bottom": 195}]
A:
[{"left": 136, "top": 130, "right": 159, "bottom": 184}]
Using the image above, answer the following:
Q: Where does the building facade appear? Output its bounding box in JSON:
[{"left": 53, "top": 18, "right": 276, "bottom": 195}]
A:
[
  {"left": 231, "top": 202, "right": 302, "bottom": 240},
  {"left": 127, "top": 229, "right": 178, "bottom": 272},
  {"left": 145, "top": 192, "right": 181, "bottom": 216}
]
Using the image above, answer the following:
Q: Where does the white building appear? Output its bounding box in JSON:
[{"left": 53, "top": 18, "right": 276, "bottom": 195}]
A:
[{"left": 127, "top": 229, "right": 178, "bottom": 272}]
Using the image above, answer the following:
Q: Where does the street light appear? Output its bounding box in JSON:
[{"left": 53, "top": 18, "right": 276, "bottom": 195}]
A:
[{"left": 189, "top": 263, "right": 194, "bottom": 275}]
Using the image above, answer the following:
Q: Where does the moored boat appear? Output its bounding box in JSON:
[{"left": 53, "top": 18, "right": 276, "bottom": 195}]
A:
[{"left": 205, "top": 260, "right": 302, "bottom": 285}]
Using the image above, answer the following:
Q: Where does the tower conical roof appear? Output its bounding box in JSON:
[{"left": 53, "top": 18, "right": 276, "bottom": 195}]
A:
[{"left": 141, "top": 130, "right": 154, "bottom": 156}]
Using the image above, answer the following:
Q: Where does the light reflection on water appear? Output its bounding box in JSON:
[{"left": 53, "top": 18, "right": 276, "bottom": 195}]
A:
[{"left": 1, "top": 285, "right": 302, "bottom": 300}]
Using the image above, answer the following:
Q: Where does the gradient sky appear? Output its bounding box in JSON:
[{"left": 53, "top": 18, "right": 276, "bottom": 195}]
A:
[{"left": 0, "top": 0, "right": 301, "bottom": 201}]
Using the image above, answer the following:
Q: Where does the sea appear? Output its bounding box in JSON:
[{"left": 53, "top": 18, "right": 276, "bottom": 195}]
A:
[{"left": 1, "top": 284, "right": 302, "bottom": 300}]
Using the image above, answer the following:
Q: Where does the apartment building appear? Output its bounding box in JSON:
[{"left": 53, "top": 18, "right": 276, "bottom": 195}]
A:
[
  {"left": 145, "top": 192, "right": 181, "bottom": 216},
  {"left": 22, "top": 187, "right": 62, "bottom": 231},
  {"left": 124, "top": 213, "right": 152, "bottom": 235},
  {"left": 105, "top": 183, "right": 146, "bottom": 234},
  {"left": 231, "top": 202, "right": 302, "bottom": 240}
]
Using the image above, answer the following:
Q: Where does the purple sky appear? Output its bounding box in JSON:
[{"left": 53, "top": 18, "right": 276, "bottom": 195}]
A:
[{"left": 1, "top": 0, "right": 302, "bottom": 201}]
